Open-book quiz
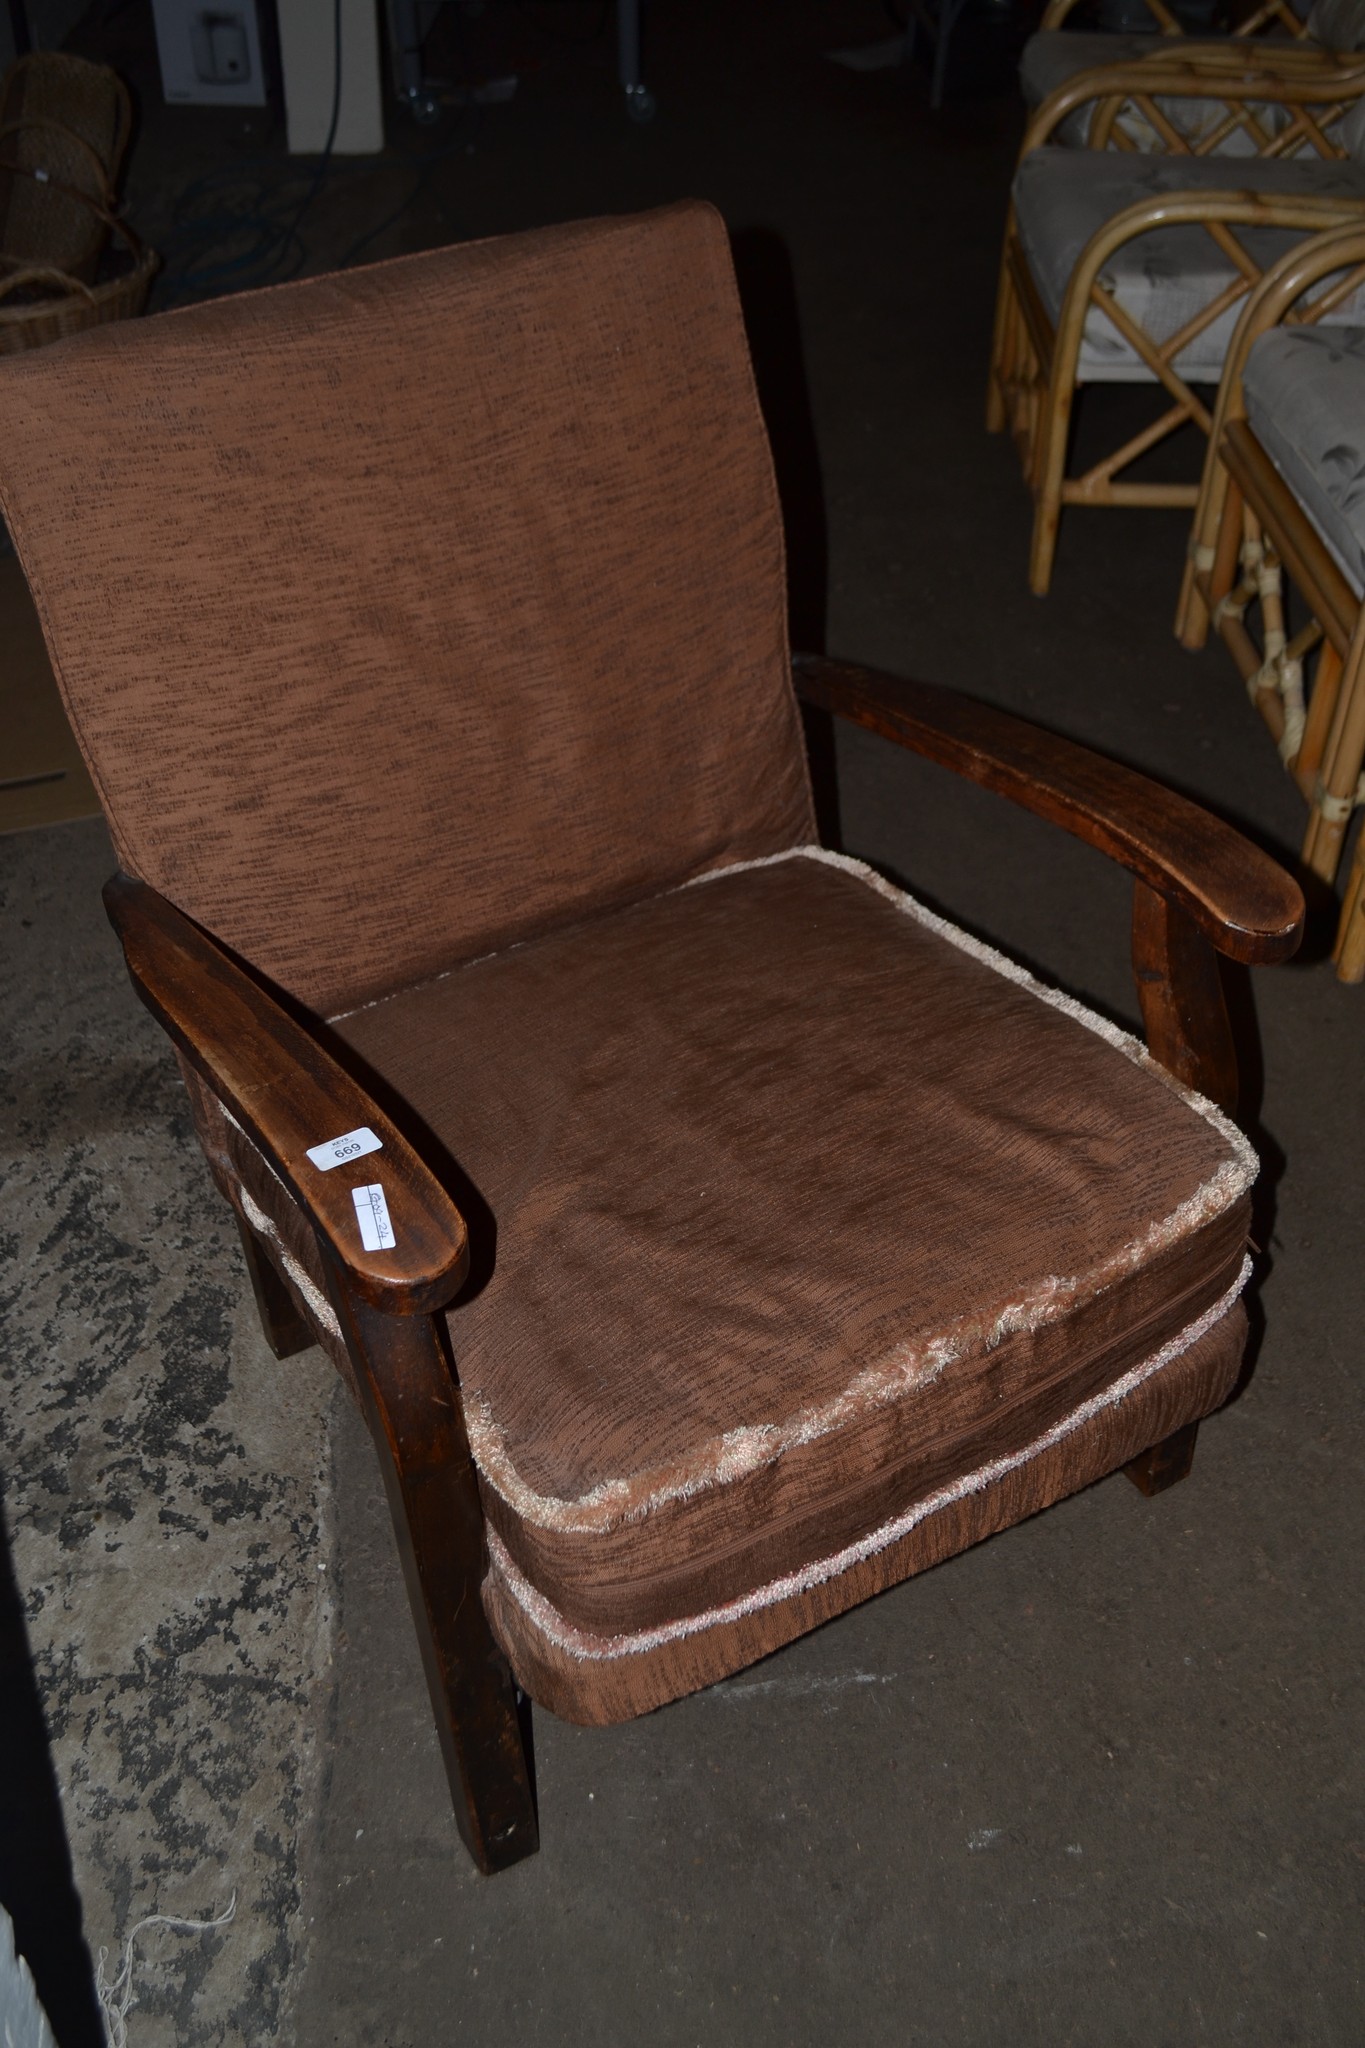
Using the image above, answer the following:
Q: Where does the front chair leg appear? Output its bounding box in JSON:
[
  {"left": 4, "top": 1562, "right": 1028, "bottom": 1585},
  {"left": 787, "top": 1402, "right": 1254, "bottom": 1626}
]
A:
[
  {"left": 1131, "top": 880, "right": 1238, "bottom": 1116},
  {"left": 332, "top": 1285, "right": 539, "bottom": 1875},
  {"left": 1127, "top": 884, "right": 1239, "bottom": 1502}
]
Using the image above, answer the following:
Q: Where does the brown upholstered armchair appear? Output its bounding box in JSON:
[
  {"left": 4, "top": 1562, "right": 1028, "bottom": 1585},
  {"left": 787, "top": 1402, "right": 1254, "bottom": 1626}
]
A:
[{"left": 0, "top": 204, "right": 1303, "bottom": 1877}]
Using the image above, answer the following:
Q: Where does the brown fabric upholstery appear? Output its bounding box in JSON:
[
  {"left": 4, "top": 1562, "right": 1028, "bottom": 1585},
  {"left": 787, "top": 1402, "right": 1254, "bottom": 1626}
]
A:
[
  {"left": 485, "top": 1305, "right": 1246, "bottom": 1725},
  {"left": 0, "top": 204, "right": 813, "bottom": 1015},
  {"left": 300, "top": 849, "right": 1247, "bottom": 1713}
]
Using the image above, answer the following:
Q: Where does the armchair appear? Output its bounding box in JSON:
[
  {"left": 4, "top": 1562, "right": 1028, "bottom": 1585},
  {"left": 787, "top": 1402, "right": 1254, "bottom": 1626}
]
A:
[
  {"left": 988, "top": 58, "right": 1365, "bottom": 591},
  {"left": 0, "top": 205, "right": 1302, "bottom": 1877}
]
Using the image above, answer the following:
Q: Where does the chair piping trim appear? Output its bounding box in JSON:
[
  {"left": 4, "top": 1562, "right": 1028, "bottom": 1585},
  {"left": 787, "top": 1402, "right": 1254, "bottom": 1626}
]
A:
[
  {"left": 485, "top": 1259, "right": 1251, "bottom": 1665},
  {"left": 461, "top": 846, "right": 1256, "bottom": 1537},
  {"left": 236, "top": 1183, "right": 344, "bottom": 1343}
]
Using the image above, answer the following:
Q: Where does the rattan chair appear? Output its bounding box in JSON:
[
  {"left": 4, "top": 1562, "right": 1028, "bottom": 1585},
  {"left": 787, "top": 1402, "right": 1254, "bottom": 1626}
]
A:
[
  {"left": 988, "top": 56, "right": 1365, "bottom": 591},
  {"left": 0, "top": 206, "right": 1303, "bottom": 1875},
  {"left": 1179, "top": 217, "right": 1365, "bottom": 979},
  {"left": 1020, "top": 0, "right": 1340, "bottom": 157}
]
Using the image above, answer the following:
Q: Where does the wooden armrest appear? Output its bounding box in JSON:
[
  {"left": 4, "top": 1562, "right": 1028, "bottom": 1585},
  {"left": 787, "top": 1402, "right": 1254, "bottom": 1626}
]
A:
[
  {"left": 104, "top": 873, "right": 469, "bottom": 1317},
  {"left": 793, "top": 655, "right": 1303, "bottom": 966}
]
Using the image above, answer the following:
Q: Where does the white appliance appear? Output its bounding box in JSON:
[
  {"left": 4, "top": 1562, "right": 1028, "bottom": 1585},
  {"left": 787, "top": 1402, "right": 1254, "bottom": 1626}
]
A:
[{"left": 151, "top": 0, "right": 267, "bottom": 106}]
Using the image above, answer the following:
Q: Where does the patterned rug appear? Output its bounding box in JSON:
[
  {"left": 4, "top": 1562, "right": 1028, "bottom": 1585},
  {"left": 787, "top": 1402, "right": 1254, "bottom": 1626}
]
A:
[{"left": 0, "top": 817, "right": 336, "bottom": 2044}]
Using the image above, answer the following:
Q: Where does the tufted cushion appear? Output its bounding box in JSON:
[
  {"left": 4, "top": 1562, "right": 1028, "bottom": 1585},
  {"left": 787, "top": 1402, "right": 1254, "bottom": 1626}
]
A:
[
  {"left": 0, "top": 206, "right": 813, "bottom": 1017},
  {"left": 1019, "top": 29, "right": 1274, "bottom": 153},
  {"left": 1014, "top": 146, "right": 1365, "bottom": 380},
  {"left": 206, "top": 845, "right": 1263, "bottom": 1724},
  {"left": 1244, "top": 322, "right": 1365, "bottom": 592}
]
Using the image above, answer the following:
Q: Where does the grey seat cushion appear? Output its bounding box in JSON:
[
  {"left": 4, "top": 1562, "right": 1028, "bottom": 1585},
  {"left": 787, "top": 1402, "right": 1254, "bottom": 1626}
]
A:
[
  {"left": 1014, "top": 146, "right": 1365, "bottom": 380},
  {"left": 1244, "top": 323, "right": 1365, "bottom": 592},
  {"left": 1306, "top": 0, "right": 1365, "bottom": 50},
  {"left": 1019, "top": 29, "right": 1283, "bottom": 152}
]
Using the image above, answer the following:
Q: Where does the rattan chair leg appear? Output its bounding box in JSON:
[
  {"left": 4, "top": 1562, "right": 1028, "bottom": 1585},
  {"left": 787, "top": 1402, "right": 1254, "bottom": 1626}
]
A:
[
  {"left": 986, "top": 244, "right": 1016, "bottom": 435},
  {"left": 1302, "top": 623, "right": 1365, "bottom": 883},
  {"left": 1294, "top": 639, "right": 1344, "bottom": 799},
  {"left": 1333, "top": 826, "right": 1365, "bottom": 982}
]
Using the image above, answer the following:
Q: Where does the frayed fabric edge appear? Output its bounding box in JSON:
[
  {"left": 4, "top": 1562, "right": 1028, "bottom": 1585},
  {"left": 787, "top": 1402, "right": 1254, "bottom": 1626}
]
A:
[
  {"left": 464, "top": 846, "right": 1256, "bottom": 1538},
  {"left": 486, "top": 1257, "right": 1251, "bottom": 1665}
]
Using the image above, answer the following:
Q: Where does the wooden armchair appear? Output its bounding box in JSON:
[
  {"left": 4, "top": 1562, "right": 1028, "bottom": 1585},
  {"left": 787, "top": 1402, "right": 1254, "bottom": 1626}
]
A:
[
  {"left": 1178, "top": 217, "right": 1365, "bottom": 978},
  {"left": 988, "top": 58, "right": 1365, "bottom": 591},
  {"left": 0, "top": 205, "right": 1302, "bottom": 1877}
]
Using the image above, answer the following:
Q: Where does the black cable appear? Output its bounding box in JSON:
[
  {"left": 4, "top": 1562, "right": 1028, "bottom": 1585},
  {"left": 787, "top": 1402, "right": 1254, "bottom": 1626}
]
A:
[{"left": 155, "top": 0, "right": 344, "bottom": 302}]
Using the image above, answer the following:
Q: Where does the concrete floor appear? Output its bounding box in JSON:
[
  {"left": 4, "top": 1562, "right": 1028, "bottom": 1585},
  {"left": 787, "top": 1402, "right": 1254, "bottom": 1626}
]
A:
[{"left": 21, "top": 0, "right": 1365, "bottom": 2038}]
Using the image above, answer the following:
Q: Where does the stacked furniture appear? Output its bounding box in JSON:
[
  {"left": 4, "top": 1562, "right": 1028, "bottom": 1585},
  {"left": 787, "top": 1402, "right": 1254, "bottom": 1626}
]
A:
[
  {"left": 1180, "top": 218, "right": 1365, "bottom": 980},
  {"left": 1022, "top": 0, "right": 1325, "bottom": 154},
  {"left": 988, "top": 41, "right": 1365, "bottom": 591}
]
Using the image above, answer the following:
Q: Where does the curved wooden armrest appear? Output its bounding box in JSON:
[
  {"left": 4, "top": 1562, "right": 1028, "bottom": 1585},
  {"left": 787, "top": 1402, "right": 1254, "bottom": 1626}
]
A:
[
  {"left": 793, "top": 655, "right": 1303, "bottom": 966},
  {"left": 1022, "top": 57, "right": 1365, "bottom": 155},
  {"left": 104, "top": 872, "right": 469, "bottom": 1316}
]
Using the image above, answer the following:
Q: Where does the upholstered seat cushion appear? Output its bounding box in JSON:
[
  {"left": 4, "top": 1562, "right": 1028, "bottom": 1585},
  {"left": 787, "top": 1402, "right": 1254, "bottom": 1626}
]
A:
[
  {"left": 1244, "top": 323, "right": 1365, "bottom": 592},
  {"left": 1014, "top": 147, "right": 1365, "bottom": 380},
  {"left": 337, "top": 849, "right": 1252, "bottom": 1700},
  {"left": 1019, "top": 30, "right": 1276, "bottom": 152}
]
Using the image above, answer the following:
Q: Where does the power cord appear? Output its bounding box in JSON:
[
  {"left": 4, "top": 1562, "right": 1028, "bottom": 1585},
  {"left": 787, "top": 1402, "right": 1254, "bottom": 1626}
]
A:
[{"left": 155, "top": 0, "right": 344, "bottom": 301}]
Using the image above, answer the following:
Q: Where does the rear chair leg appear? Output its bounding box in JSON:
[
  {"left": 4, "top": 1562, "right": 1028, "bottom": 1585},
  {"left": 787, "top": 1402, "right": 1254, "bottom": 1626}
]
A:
[
  {"left": 236, "top": 1215, "right": 316, "bottom": 1359},
  {"left": 1125, "top": 1422, "right": 1200, "bottom": 1497}
]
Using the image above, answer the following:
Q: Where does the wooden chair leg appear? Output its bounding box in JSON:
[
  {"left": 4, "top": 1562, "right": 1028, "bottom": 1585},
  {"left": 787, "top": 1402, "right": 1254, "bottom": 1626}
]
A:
[
  {"left": 1125, "top": 1421, "right": 1200, "bottom": 1497},
  {"left": 335, "top": 1287, "right": 539, "bottom": 1876},
  {"left": 236, "top": 1215, "right": 316, "bottom": 1359}
]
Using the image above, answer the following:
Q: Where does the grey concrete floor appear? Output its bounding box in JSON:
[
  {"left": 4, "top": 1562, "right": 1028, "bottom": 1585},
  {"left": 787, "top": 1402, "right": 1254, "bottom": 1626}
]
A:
[{"left": 36, "top": 0, "right": 1365, "bottom": 2038}]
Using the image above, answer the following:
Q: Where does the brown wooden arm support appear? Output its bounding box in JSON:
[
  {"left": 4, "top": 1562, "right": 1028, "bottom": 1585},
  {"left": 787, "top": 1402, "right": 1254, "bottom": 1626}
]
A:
[
  {"left": 104, "top": 871, "right": 469, "bottom": 1316},
  {"left": 794, "top": 655, "right": 1304, "bottom": 1111}
]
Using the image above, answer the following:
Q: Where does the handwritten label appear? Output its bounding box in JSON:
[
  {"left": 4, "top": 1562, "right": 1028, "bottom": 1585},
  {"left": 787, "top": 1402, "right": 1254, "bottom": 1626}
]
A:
[
  {"left": 307, "top": 1126, "right": 381, "bottom": 1172},
  {"left": 352, "top": 1183, "right": 395, "bottom": 1253}
]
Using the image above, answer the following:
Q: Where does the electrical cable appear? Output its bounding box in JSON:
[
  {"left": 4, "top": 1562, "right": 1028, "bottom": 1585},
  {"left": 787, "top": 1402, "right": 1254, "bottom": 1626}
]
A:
[{"left": 155, "top": 0, "right": 344, "bottom": 302}]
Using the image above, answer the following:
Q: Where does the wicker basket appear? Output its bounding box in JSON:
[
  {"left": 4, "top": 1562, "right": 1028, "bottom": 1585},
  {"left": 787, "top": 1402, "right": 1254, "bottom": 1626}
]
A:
[
  {"left": 0, "top": 53, "right": 133, "bottom": 280},
  {"left": 0, "top": 174, "right": 156, "bottom": 355}
]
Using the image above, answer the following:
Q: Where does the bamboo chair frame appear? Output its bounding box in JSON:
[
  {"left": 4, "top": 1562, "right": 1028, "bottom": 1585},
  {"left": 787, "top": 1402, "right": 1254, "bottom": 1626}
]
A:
[
  {"left": 987, "top": 61, "right": 1365, "bottom": 594},
  {"left": 1177, "top": 218, "right": 1365, "bottom": 981},
  {"left": 1040, "top": 0, "right": 1310, "bottom": 33}
]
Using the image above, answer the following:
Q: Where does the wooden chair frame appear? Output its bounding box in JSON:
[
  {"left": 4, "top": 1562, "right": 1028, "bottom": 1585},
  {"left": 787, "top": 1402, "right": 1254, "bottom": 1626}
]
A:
[
  {"left": 987, "top": 61, "right": 1365, "bottom": 594},
  {"left": 1178, "top": 219, "right": 1365, "bottom": 981},
  {"left": 102, "top": 657, "right": 1302, "bottom": 1875}
]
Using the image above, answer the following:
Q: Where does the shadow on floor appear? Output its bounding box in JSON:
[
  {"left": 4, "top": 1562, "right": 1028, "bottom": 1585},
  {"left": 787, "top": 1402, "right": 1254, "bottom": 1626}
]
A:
[{"left": 0, "top": 1497, "right": 103, "bottom": 2048}]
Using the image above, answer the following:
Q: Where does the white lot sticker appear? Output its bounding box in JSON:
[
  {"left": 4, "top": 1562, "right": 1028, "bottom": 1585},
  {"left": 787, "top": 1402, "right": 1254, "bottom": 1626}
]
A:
[
  {"left": 307, "top": 1125, "right": 382, "bottom": 1172},
  {"left": 352, "top": 1182, "right": 396, "bottom": 1252}
]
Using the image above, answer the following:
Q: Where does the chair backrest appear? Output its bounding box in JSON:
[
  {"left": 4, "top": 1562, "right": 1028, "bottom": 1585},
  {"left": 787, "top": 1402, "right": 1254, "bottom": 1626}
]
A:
[{"left": 0, "top": 203, "right": 814, "bottom": 1014}]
